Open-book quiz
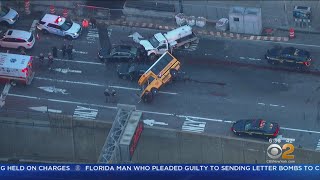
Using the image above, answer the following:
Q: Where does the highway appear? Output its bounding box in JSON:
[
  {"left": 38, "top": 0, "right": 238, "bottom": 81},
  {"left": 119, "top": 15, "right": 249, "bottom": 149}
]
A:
[{"left": 1, "top": 16, "right": 320, "bottom": 153}]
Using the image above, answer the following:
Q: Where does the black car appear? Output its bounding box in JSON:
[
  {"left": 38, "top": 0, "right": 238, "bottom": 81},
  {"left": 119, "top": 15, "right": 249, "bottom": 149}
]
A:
[
  {"left": 117, "top": 63, "right": 149, "bottom": 80},
  {"left": 98, "top": 45, "right": 139, "bottom": 63},
  {"left": 231, "top": 119, "right": 280, "bottom": 139},
  {"left": 265, "top": 46, "right": 312, "bottom": 68}
]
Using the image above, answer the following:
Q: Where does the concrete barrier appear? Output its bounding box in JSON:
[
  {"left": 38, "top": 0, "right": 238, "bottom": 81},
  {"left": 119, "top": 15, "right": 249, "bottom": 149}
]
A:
[{"left": 0, "top": 117, "right": 319, "bottom": 163}]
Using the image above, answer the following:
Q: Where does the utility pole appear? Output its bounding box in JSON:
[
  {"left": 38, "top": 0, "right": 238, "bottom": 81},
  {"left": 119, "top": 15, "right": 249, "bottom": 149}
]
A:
[
  {"left": 283, "top": 0, "right": 289, "bottom": 26},
  {"left": 179, "top": 0, "right": 183, "bottom": 13}
]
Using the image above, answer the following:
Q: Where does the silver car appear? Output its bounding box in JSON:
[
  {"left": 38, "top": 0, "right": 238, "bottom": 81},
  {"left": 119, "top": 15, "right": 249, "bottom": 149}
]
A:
[{"left": 0, "top": 6, "right": 19, "bottom": 26}]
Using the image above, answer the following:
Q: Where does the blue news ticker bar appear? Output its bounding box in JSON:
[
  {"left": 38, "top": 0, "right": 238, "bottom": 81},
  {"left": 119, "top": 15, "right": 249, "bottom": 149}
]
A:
[{"left": 0, "top": 164, "right": 320, "bottom": 180}]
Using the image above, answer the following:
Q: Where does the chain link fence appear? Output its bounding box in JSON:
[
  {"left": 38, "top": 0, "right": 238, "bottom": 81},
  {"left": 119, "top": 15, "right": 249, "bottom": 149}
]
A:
[{"left": 75, "top": 4, "right": 111, "bottom": 20}]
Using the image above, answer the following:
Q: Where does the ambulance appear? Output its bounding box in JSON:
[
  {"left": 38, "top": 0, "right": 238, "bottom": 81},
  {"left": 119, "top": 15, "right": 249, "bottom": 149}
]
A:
[{"left": 0, "top": 53, "right": 35, "bottom": 85}]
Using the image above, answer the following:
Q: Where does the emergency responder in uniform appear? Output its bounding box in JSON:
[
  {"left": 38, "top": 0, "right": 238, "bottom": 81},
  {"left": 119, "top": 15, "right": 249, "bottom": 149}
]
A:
[
  {"left": 61, "top": 43, "right": 67, "bottom": 58},
  {"left": 52, "top": 46, "right": 58, "bottom": 58},
  {"left": 82, "top": 18, "right": 89, "bottom": 33},
  {"left": 104, "top": 88, "right": 110, "bottom": 103}
]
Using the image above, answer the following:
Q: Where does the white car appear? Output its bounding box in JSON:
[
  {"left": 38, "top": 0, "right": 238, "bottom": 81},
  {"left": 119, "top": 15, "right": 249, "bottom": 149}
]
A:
[
  {"left": 0, "top": 6, "right": 19, "bottom": 25},
  {"left": 37, "top": 14, "right": 82, "bottom": 39},
  {"left": 0, "top": 29, "right": 35, "bottom": 51}
]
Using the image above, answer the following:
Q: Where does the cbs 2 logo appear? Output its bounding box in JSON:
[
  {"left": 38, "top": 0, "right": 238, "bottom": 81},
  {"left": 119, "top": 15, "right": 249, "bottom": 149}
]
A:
[{"left": 267, "top": 144, "right": 295, "bottom": 160}]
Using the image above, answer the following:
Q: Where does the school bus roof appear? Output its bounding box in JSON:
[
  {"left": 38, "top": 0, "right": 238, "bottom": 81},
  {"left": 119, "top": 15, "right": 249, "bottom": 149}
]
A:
[
  {"left": 0, "top": 53, "right": 32, "bottom": 70},
  {"left": 145, "top": 52, "right": 176, "bottom": 75}
]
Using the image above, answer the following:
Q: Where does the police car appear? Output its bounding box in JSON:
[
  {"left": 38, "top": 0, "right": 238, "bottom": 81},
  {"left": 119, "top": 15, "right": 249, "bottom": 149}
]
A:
[
  {"left": 37, "top": 14, "right": 81, "bottom": 39},
  {"left": 265, "top": 46, "right": 312, "bottom": 68}
]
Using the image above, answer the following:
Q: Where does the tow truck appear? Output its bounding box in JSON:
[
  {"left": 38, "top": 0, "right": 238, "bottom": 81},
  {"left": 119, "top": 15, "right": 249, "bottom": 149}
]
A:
[
  {"left": 132, "top": 25, "right": 198, "bottom": 61},
  {"left": 138, "top": 51, "right": 180, "bottom": 103}
]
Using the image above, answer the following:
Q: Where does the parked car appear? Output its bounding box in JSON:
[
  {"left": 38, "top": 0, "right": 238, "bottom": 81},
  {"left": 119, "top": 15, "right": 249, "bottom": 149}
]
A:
[
  {"left": 231, "top": 119, "right": 280, "bottom": 139},
  {"left": 265, "top": 46, "right": 312, "bottom": 68},
  {"left": 98, "top": 45, "right": 139, "bottom": 63},
  {"left": 0, "top": 6, "right": 19, "bottom": 26},
  {"left": 37, "top": 14, "right": 81, "bottom": 39},
  {"left": 0, "top": 29, "right": 35, "bottom": 51},
  {"left": 117, "top": 63, "right": 149, "bottom": 80}
]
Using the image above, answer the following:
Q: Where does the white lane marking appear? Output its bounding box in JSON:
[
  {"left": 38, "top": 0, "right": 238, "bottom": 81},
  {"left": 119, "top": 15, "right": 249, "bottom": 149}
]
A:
[
  {"left": 239, "top": 57, "right": 261, "bottom": 61},
  {"left": 7, "top": 93, "right": 320, "bottom": 135},
  {"left": 34, "top": 77, "right": 178, "bottom": 95},
  {"left": 35, "top": 77, "right": 103, "bottom": 87},
  {"left": 258, "top": 102, "right": 285, "bottom": 108},
  {"left": 272, "top": 82, "right": 289, "bottom": 86},
  {"left": 51, "top": 68, "right": 82, "bottom": 74},
  {"left": 38, "top": 86, "right": 69, "bottom": 95},
  {"left": 276, "top": 135, "right": 295, "bottom": 143},
  {"left": 248, "top": 57, "right": 261, "bottom": 61},
  {"left": 29, "top": 106, "right": 62, "bottom": 113},
  {"left": 316, "top": 139, "right": 320, "bottom": 151},
  {"left": 205, "top": 53, "right": 212, "bottom": 56},
  {"left": 73, "top": 106, "right": 98, "bottom": 120},
  {"left": 281, "top": 127, "right": 320, "bottom": 134},
  {"left": 0, "top": 83, "right": 11, "bottom": 107},
  {"left": 270, "top": 104, "right": 279, "bottom": 107},
  {"left": 272, "top": 41, "right": 320, "bottom": 49},
  {"left": 53, "top": 58, "right": 104, "bottom": 65},
  {"left": 57, "top": 49, "right": 88, "bottom": 55},
  {"left": 143, "top": 119, "right": 168, "bottom": 126},
  {"left": 182, "top": 117, "right": 206, "bottom": 133}
]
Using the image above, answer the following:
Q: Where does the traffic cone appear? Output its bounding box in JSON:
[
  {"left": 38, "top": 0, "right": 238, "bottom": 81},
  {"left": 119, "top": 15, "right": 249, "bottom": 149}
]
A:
[{"left": 50, "top": 5, "right": 55, "bottom": 14}]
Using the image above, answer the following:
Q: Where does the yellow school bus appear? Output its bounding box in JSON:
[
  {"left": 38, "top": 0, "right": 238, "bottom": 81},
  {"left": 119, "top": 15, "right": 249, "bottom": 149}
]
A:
[{"left": 138, "top": 52, "right": 180, "bottom": 103}]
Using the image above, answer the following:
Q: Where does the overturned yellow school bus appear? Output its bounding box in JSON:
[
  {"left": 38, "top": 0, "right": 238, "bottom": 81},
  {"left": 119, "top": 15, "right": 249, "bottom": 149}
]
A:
[{"left": 138, "top": 51, "right": 180, "bottom": 103}]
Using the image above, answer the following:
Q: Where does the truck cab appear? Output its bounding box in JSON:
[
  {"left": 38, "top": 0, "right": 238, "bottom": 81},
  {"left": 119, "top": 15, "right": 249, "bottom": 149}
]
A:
[
  {"left": 139, "top": 33, "right": 169, "bottom": 59},
  {"left": 137, "top": 25, "right": 197, "bottom": 61}
]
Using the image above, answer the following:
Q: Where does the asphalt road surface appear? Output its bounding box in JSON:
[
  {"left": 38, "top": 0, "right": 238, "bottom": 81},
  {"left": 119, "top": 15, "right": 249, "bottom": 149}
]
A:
[{"left": 1, "top": 16, "right": 320, "bottom": 153}]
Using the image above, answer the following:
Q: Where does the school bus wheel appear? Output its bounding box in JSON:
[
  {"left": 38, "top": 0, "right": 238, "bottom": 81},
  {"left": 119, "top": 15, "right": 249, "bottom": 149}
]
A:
[
  {"left": 170, "top": 69, "right": 178, "bottom": 78},
  {"left": 151, "top": 88, "right": 158, "bottom": 95}
]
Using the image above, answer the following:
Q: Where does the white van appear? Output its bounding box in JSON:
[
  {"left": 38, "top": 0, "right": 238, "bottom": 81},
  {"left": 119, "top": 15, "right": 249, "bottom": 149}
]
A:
[{"left": 0, "top": 53, "right": 35, "bottom": 85}]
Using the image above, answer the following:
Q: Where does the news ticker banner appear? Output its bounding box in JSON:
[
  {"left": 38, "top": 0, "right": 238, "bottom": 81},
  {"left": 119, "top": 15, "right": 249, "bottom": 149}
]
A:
[{"left": 0, "top": 164, "right": 320, "bottom": 180}]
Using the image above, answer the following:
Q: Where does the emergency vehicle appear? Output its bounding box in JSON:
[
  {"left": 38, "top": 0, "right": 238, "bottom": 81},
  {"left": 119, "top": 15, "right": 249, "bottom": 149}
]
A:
[
  {"left": 37, "top": 14, "right": 82, "bottom": 39},
  {"left": 135, "top": 25, "right": 198, "bottom": 60},
  {"left": 0, "top": 53, "right": 34, "bottom": 85}
]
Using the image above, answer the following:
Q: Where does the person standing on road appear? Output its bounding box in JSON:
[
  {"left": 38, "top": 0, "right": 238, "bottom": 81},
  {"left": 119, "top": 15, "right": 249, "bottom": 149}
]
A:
[
  {"left": 61, "top": 43, "right": 67, "bottom": 58},
  {"left": 110, "top": 89, "right": 117, "bottom": 103},
  {"left": 90, "top": 17, "right": 96, "bottom": 29},
  {"left": 52, "top": 46, "right": 58, "bottom": 58},
  {"left": 104, "top": 88, "right": 110, "bottom": 103},
  {"left": 82, "top": 18, "right": 89, "bottom": 33},
  {"left": 39, "top": 53, "right": 44, "bottom": 65},
  {"left": 48, "top": 52, "right": 54, "bottom": 65},
  {"left": 67, "top": 43, "right": 73, "bottom": 60}
]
